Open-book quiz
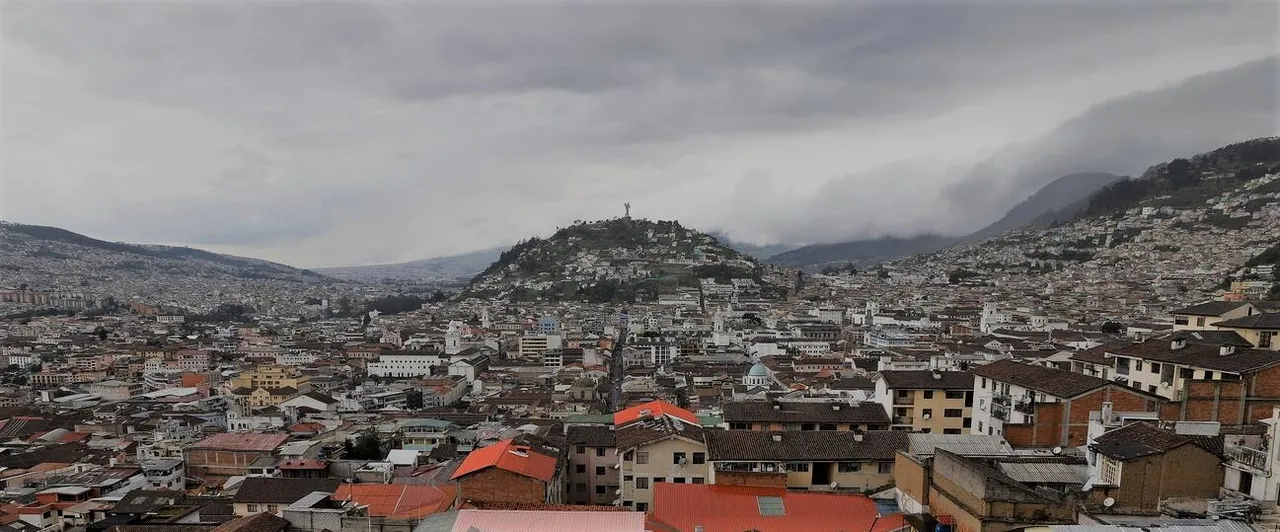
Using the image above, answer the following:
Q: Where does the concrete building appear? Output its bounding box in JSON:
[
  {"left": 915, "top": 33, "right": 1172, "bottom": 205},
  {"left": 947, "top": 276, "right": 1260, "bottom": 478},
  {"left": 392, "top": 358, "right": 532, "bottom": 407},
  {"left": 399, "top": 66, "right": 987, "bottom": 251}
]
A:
[{"left": 873, "top": 370, "right": 974, "bottom": 434}]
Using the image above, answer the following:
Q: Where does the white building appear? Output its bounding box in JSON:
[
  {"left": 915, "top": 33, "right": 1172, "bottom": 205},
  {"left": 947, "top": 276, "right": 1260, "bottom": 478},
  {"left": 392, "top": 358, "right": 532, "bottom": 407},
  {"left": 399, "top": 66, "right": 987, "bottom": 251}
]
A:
[{"left": 366, "top": 352, "right": 445, "bottom": 378}]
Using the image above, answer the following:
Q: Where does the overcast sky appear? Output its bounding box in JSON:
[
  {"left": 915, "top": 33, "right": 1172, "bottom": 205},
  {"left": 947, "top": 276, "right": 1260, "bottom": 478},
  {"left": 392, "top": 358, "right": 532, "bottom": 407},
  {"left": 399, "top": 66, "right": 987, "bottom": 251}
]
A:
[{"left": 2, "top": 1, "right": 1277, "bottom": 268}]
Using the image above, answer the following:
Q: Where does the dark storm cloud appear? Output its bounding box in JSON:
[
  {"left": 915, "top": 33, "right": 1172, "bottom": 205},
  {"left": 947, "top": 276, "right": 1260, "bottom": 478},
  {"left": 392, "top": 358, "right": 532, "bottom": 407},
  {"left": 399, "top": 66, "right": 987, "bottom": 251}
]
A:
[{"left": 2, "top": 1, "right": 1276, "bottom": 265}]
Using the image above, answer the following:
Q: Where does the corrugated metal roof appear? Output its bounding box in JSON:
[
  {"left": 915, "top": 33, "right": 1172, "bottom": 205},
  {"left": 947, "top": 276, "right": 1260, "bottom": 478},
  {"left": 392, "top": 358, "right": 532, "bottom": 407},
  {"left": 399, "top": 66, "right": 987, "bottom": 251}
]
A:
[
  {"left": 908, "top": 434, "right": 1014, "bottom": 457},
  {"left": 998, "top": 462, "right": 1088, "bottom": 484},
  {"left": 446, "top": 509, "right": 645, "bottom": 532}
]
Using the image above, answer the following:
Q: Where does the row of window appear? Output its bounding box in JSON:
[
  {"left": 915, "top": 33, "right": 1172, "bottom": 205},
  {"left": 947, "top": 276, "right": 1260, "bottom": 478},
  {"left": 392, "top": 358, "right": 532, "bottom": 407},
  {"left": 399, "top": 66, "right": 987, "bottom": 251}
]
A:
[
  {"left": 575, "top": 446, "right": 610, "bottom": 457},
  {"left": 622, "top": 450, "right": 706, "bottom": 465},
  {"left": 895, "top": 390, "right": 969, "bottom": 400},
  {"left": 573, "top": 483, "right": 619, "bottom": 494},
  {"left": 626, "top": 475, "right": 706, "bottom": 489}
]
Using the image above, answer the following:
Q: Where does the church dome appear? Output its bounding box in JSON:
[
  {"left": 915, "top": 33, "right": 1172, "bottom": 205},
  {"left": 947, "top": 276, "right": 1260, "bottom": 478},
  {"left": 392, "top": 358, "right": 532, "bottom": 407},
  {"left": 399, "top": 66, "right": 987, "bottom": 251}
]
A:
[{"left": 748, "top": 363, "right": 769, "bottom": 377}]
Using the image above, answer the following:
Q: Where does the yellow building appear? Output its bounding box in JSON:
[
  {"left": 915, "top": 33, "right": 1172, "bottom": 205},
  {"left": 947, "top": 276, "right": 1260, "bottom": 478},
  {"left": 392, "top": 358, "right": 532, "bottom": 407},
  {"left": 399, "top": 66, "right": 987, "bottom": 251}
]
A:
[
  {"left": 231, "top": 365, "right": 310, "bottom": 392},
  {"left": 873, "top": 371, "right": 974, "bottom": 434},
  {"left": 617, "top": 415, "right": 709, "bottom": 512},
  {"left": 244, "top": 386, "right": 300, "bottom": 408},
  {"left": 705, "top": 430, "right": 906, "bottom": 492}
]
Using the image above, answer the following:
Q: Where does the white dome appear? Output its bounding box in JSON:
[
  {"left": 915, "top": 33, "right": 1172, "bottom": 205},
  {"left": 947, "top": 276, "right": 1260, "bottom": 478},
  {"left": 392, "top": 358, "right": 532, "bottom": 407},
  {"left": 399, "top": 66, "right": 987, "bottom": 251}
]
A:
[{"left": 748, "top": 363, "right": 769, "bottom": 377}]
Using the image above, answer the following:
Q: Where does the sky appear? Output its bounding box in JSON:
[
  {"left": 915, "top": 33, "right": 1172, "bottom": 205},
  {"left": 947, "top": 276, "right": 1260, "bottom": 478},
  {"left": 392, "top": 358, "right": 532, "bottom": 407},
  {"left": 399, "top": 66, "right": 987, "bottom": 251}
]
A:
[{"left": 2, "top": 1, "right": 1278, "bottom": 268}]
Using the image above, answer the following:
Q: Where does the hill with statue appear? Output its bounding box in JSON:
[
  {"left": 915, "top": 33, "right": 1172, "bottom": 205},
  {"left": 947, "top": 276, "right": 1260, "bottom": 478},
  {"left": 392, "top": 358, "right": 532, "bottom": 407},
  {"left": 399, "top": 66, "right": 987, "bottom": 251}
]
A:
[{"left": 457, "top": 217, "right": 792, "bottom": 303}]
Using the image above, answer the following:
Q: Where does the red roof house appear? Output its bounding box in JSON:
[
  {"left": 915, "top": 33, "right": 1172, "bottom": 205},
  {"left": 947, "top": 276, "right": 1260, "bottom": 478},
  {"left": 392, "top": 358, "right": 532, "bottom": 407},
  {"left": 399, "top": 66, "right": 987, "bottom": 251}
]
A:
[
  {"left": 613, "top": 400, "right": 698, "bottom": 426},
  {"left": 451, "top": 438, "right": 563, "bottom": 506}
]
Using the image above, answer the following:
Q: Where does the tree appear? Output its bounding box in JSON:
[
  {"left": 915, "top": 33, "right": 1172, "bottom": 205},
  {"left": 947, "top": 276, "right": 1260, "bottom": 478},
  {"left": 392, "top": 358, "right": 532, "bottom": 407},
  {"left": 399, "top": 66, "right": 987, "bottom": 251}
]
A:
[
  {"left": 1100, "top": 322, "right": 1124, "bottom": 334},
  {"left": 347, "top": 431, "right": 384, "bottom": 460}
]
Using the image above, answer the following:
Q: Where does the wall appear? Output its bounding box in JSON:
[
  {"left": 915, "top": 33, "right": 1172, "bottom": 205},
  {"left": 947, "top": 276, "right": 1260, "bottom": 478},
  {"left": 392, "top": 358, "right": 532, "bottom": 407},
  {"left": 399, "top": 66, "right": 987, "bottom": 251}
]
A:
[
  {"left": 621, "top": 438, "right": 710, "bottom": 508},
  {"left": 458, "top": 468, "right": 546, "bottom": 505},
  {"left": 713, "top": 470, "right": 788, "bottom": 488},
  {"left": 567, "top": 444, "right": 619, "bottom": 505},
  {"left": 1004, "top": 386, "right": 1159, "bottom": 447},
  {"left": 893, "top": 453, "right": 930, "bottom": 510},
  {"left": 186, "top": 449, "right": 272, "bottom": 476}
]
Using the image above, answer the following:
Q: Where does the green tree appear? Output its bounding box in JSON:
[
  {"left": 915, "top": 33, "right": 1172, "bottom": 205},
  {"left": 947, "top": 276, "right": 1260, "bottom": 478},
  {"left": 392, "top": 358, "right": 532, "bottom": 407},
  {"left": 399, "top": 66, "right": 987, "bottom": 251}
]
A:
[{"left": 346, "top": 431, "right": 384, "bottom": 460}]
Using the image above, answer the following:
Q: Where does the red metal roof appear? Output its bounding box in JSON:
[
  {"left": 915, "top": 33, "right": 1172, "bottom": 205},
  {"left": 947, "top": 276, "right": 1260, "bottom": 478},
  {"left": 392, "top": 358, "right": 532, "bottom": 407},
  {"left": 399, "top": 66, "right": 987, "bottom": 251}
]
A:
[
  {"left": 332, "top": 484, "right": 455, "bottom": 519},
  {"left": 450, "top": 438, "right": 558, "bottom": 483},
  {"left": 189, "top": 432, "right": 290, "bottom": 451},
  {"left": 451, "top": 509, "right": 645, "bottom": 532},
  {"left": 650, "top": 483, "right": 907, "bottom": 532},
  {"left": 613, "top": 400, "right": 698, "bottom": 426}
]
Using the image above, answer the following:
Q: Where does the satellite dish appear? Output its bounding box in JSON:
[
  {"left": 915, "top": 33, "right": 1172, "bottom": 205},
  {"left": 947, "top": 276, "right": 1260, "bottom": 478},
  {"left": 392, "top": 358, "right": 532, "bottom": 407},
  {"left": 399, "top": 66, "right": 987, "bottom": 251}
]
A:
[
  {"left": 922, "top": 413, "right": 931, "bottom": 420},
  {"left": 1103, "top": 497, "right": 1116, "bottom": 508},
  {"left": 1052, "top": 446, "right": 1063, "bottom": 455}
]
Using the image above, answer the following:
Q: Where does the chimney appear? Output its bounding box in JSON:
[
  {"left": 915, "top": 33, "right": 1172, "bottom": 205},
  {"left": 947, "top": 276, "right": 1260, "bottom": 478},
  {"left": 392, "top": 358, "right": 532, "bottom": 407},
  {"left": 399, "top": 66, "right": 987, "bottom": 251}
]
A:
[
  {"left": 1220, "top": 345, "right": 1236, "bottom": 356},
  {"left": 832, "top": 404, "right": 841, "bottom": 411},
  {"left": 854, "top": 433, "right": 864, "bottom": 442},
  {"left": 1171, "top": 339, "right": 1187, "bottom": 350},
  {"left": 1101, "top": 401, "right": 1114, "bottom": 424},
  {"left": 771, "top": 433, "right": 782, "bottom": 442}
]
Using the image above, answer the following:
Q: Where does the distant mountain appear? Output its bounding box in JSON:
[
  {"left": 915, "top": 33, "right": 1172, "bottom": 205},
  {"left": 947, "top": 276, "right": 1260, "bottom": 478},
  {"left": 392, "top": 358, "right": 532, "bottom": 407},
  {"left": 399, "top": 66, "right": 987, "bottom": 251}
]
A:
[
  {"left": 318, "top": 246, "right": 506, "bottom": 285},
  {"left": 0, "top": 222, "right": 331, "bottom": 292},
  {"left": 767, "top": 234, "right": 957, "bottom": 269},
  {"left": 768, "top": 173, "right": 1123, "bottom": 268},
  {"left": 965, "top": 173, "right": 1123, "bottom": 240},
  {"left": 706, "top": 232, "right": 800, "bottom": 260},
  {"left": 461, "top": 218, "right": 788, "bottom": 302}
]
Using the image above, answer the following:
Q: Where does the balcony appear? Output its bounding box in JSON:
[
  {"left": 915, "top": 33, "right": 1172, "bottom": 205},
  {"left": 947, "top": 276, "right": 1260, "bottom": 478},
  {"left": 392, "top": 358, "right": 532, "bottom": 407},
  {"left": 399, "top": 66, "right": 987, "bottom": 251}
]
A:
[
  {"left": 991, "top": 394, "right": 1011, "bottom": 406},
  {"left": 1014, "top": 400, "right": 1036, "bottom": 415},
  {"left": 893, "top": 396, "right": 915, "bottom": 406},
  {"left": 892, "top": 416, "right": 914, "bottom": 425},
  {"left": 1226, "top": 444, "right": 1270, "bottom": 475},
  {"left": 991, "top": 404, "right": 1010, "bottom": 421}
]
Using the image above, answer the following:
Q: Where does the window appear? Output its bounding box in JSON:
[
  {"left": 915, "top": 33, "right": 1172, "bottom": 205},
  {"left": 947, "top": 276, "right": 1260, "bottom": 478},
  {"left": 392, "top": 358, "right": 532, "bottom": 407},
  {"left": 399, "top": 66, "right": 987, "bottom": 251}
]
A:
[
  {"left": 878, "top": 463, "right": 893, "bottom": 474},
  {"left": 635, "top": 477, "right": 650, "bottom": 489},
  {"left": 1181, "top": 368, "right": 1194, "bottom": 379},
  {"left": 596, "top": 447, "right": 606, "bottom": 457},
  {"left": 576, "top": 483, "right": 587, "bottom": 492},
  {"left": 693, "top": 452, "right": 706, "bottom": 465},
  {"left": 596, "top": 466, "right": 607, "bottom": 476},
  {"left": 655, "top": 477, "right": 666, "bottom": 483},
  {"left": 623, "top": 500, "right": 633, "bottom": 507},
  {"left": 1205, "top": 371, "right": 1215, "bottom": 380},
  {"left": 692, "top": 477, "right": 705, "bottom": 484},
  {"left": 635, "top": 502, "right": 648, "bottom": 512},
  {"left": 595, "top": 485, "right": 606, "bottom": 494},
  {"left": 978, "top": 421, "right": 984, "bottom": 432},
  {"left": 1196, "top": 317, "right": 1206, "bottom": 327},
  {"left": 801, "top": 423, "right": 816, "bottom": 431},
  {"left": 730, "top": 422, "right": 750, "bottom": 430},
  {"left": 576, "top": 445, "right": 585, "bottom": 454},
  {"left": 576, "top": 464, "right": 586, "bottom": 474},
  {"left": 1148, "top": 385, "right": 1157, "bottom": 393},
  {"left": 944, "top": 408, "right": 962, "bottom": 418},
  {"left": 624, "top": 475, "right": 633, "bottom": 482},
  {"left": 945, "top": 390, "right": 965, "bottom": 400},
  {"left": 922, "top": 408, "right": 933, "bottom": 418},
  {"left": 1261, "top": 331, "right": 1274, "bottom": 349},
  {"left": 923, "top": 390, "right": 934, "bottom": 399},
  {"left": 266, "top": 505, "right": 278, "bottom": 514},
  {"left": 980, "top": 377, "right": 987, "bottom": 388},
  {"left": 246, "top": 504, "right": 259, "bottom": 513},
  {"left": 1175, "top": 316, "right": 1189, "bottom": 325},
  {"left": 839, "top": 462, "right": 862, "bottom": 473},
  {"left": 943, "top": 428, "right": 962, "bottom": 435},
  {"left": 673, "top": 452, "right": 687, "bottom": 465},
  {"left": 963, "top": 417, "right": 972, "bottom": 428},
  {"left": 819, "top": 423, "right": 837, "bottom": 430},
  {"left": 787, "top": 462, "right": 811, "bottom": 472},
  {"left": 1150, "top": 363, "right": 1161, "bottom": 373},
  {"left": 1135, "top": 360, "right": 1143, "bottom": 371},
  {"left": 624, "top": 450, "right": 634, "bottom": 461},
  {"left": 674, "top": 477, "right": 686, "bottom": 484},
  {"left": 636, "top": 451, "right": 649, "bottom": 465}
]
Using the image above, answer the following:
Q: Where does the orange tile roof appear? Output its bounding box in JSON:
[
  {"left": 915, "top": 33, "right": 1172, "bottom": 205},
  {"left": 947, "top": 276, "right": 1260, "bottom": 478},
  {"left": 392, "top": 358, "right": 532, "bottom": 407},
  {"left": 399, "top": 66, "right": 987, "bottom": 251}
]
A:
[
  {"left": 650, "top": 483, "right": 907, "bottom": 532},
  {"left": 450, "top": 438, "right": 558, "bottom": 483},
  {"left": 332, "top": 484, "right": 454, "bottom": 519},
  {"left": 613, "top": 400, "right": 698, "bottom": 426}
]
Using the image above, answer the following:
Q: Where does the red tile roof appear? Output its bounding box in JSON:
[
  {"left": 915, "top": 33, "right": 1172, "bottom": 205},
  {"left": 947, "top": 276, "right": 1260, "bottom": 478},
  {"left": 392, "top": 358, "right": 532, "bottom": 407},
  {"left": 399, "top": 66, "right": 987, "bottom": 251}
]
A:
[
  {"left": 332, "top": 483, "right": 455, "bottom": 519},
  {"left": 650, "top": 483, "right": 906, "bottom": 532},
  {"left": 613, "top": 400, "right": 698, "bottom": 426},
  {"left": 450, "top": 438, "right": 558, "bottom": 483}
]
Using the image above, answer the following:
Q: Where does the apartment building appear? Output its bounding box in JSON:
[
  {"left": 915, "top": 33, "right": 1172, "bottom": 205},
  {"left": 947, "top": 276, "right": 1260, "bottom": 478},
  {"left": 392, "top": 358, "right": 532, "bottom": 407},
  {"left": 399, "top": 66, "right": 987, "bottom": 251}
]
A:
[
  {"left": 873, "top": 370, "right": 974, "bottom": 434},
  {"left": 615, "top": 401, "right": 708, "bottom": 512},
  {"left": 366, "top": 351, "right": 445, "bottom": 378},
  {"left": 971, "top": 360, "right": 1164, "bottom": 447},
  {"left": 722, "top": 400, "right": 891, "bottom": 432},
  {"left": 565, "top": 424, "right": 618, "bottom": 505},
  {"left": 230, "top": 365, "right": 311, "bottom": 391},
  {"left": 704, "top": 430, "right": 907, "bottom": 492}
]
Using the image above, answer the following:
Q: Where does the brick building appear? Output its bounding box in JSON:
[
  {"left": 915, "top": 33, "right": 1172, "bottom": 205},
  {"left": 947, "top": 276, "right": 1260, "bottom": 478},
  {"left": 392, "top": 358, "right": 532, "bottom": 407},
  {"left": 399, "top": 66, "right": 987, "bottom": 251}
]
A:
[
  {"left": 971, "top": 360, "right": 1164, "bottom": 447},
  {"left": 1087, "top": 422, "right": 1224, "bottom": 513},
  {"left": 185, "top": 433, "right": 290, "bottom": 477},
  {"left": 450, "top": 435, "right": 564, "bottom": 505}
]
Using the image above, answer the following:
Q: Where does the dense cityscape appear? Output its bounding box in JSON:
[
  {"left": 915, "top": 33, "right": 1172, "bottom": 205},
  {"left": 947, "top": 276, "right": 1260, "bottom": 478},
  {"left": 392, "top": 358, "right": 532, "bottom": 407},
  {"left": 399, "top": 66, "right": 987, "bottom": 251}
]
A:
[{"left": 0, "top": 138, "right": 1277, "bottom": 532}]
